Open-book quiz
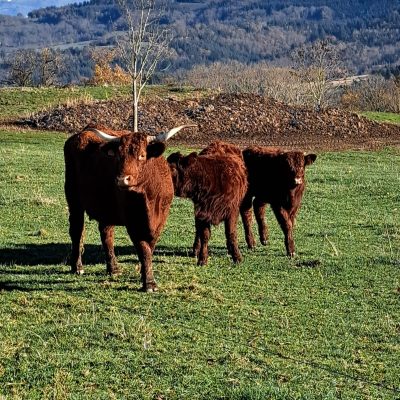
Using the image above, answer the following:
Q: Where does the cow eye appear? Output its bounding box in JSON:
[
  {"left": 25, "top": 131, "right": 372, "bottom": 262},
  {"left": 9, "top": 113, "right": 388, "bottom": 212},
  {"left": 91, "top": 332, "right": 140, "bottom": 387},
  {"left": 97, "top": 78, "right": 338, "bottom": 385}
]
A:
[
  {"left": 138, "top": 154, "right": 146, "bottom": 161},
  {"left": 107, "top": 149, "right": 115, "bottom": 157}
]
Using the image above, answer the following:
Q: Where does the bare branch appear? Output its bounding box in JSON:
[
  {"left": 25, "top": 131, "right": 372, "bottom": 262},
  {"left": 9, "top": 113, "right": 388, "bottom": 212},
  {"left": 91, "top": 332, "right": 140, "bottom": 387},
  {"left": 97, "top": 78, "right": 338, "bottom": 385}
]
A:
[
  {"left": 115, "top": 0, "right": 171, "bottom": 132},
  {"left": 291, "top": 39, "right": 346, "bottom": 110}
]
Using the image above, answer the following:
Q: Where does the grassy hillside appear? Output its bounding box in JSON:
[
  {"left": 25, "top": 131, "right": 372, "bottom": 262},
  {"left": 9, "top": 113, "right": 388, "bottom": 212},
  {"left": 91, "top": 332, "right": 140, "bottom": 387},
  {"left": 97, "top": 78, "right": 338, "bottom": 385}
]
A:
[
  {"left": 0, "top": 85, "right": 201, "bottom": 121},
  {"left": 0, "top": 129, "right": 399, "bottom": 399},
  {"left": 361, "top": 111, "right": 400, "bottom": 125},
  {"left": 0, "top": 86, "right": 127, "bottom": 120}
]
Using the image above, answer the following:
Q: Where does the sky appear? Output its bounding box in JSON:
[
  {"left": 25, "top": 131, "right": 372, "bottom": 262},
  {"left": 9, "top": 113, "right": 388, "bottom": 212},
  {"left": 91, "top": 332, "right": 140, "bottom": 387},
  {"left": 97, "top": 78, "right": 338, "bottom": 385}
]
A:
[{"left": 0, "top": 0, "right": 83, "bottom": 16}]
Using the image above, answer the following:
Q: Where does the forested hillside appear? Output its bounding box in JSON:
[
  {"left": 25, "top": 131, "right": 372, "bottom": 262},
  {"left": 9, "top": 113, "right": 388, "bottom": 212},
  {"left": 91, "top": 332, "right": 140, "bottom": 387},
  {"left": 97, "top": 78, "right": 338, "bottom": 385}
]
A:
[
  {"left": 0, "top": 0, "right": 82, "bottom": 16},
  {"left": 1, "top": 0, "right": 400, "bottom": 83}
]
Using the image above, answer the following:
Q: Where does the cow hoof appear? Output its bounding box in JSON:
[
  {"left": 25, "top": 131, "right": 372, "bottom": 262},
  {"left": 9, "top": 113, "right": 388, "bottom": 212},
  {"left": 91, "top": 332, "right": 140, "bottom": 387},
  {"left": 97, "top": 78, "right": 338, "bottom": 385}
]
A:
[
  {"left": 246, "top": 239, "right": 256, "bottom": 249},
  {"left": 260, "top": 240, "right": 267, "bottom": 246},
  {"left": 197, "top": 259, "right": 207, "bottom": 266},
  {"left": 72, "top": 268, "right": 84, "bottom": 275},
  {"left": 232, "top": 256, "right": 242, "bottom": 264},
  {"left": 108, "top": 269, "right": 122, "bottom": 277},
  {"left": 140, "top": 282, "right": 158, "bottom": 293}
]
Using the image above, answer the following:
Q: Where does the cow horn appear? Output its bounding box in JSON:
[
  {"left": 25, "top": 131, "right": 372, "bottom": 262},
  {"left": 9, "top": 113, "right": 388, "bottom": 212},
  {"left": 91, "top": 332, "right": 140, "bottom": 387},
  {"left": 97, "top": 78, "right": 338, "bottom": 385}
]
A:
[
  {"left": 87, "top": 128, "right": 120, "bottom": 142},
  {"left": 147, "top": 124, "right": 197, "bottom": 143}
]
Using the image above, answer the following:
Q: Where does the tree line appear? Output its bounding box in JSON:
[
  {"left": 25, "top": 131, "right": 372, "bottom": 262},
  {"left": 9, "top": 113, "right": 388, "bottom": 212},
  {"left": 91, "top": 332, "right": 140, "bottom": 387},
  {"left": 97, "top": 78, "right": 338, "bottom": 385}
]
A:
[
  {"left": 0, "top": 0, "right": 400, "bottom": 84},
  {"left": 1, "top": 0, "right": 399, "bottom": 114},
  {"left": 3, "top": 37, "right": 400, "bottom": 114}
]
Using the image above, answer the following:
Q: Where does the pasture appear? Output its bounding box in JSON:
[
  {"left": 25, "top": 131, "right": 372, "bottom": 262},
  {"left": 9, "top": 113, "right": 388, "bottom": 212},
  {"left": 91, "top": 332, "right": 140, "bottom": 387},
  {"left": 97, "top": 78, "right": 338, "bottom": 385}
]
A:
[{"left": 0, "top": 128, "right": 399, "bottom": 399}]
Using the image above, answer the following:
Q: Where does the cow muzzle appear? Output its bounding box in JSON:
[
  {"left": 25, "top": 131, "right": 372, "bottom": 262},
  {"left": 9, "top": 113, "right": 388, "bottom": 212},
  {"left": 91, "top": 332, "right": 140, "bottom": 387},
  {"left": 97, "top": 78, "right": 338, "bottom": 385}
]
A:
[
  {"left": 294, "top": 177, "right": 303, "bottom": 185},
  {"left": 116, "top": 175, "right": 137, "bottom": 189}
]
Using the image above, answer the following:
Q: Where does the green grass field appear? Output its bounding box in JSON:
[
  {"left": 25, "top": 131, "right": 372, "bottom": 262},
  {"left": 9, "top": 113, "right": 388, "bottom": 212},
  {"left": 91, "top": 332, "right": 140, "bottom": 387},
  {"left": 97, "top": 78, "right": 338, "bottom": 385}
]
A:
[
  {"left": 360, "top": 111, "right": 400, "bottom": 125},
  {"left": 0, "top": 128, "right": 399, "bottom": 399}
]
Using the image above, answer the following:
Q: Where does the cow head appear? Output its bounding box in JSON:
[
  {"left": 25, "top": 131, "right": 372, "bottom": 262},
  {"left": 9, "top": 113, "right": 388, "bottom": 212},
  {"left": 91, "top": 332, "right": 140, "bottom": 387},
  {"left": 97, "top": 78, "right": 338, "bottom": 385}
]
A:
[
  {"left": 167, "top": 151, "right": 198, "bottom": 197},
  {"left": 87, "top": 125, "right": 194, "bottom": 191},
  {"left": 284, "top": 152, "right": 317, "bottom": 188}
]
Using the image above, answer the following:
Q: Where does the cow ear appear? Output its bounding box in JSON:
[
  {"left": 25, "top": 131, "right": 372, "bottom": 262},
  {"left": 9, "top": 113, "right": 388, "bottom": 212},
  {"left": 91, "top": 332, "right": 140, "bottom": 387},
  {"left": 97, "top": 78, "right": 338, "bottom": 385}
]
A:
[
  {"left": 167, "top": 151, "right": 182, "bottom": 165},
  {"left": 102, "top": 142, "right": 118, "bottom": 157},
  {"left": 305, "top": 154, "right": 317, "bottom": 166},
  {"left": 183, "top": 152, "right": 198, "bottom": 167},
  {"left": 146, "top": 141, "right": 166, "bottom": 159}
]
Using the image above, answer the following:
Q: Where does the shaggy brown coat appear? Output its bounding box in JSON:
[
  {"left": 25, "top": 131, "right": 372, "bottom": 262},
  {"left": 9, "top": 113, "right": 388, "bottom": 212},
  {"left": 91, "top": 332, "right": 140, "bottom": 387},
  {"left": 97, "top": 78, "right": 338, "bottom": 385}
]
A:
[
  {"left": 167, "top": 150, "right": 248, "bottom": 265},
  {"left": 241, "top": 146, "right": 317, "bottom": 257},
  {"left": 199, "top": 140, "right": 243, "bottom": 158},
  {"left": 64, "top": 125, "right": 174, "bottom": 292}
]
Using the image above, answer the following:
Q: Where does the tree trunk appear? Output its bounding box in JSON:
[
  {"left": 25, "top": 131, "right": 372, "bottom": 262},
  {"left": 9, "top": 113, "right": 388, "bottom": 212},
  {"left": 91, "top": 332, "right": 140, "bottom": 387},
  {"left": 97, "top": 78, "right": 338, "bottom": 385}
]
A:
[{"left": 133, "top": 79, "right": 138, "bottom": 132}]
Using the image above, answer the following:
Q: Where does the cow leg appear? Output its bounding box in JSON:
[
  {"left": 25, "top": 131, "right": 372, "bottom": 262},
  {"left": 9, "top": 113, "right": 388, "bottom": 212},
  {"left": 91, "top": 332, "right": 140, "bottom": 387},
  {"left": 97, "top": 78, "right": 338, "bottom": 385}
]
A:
[
  {"left": 289, "top": 200, "right": 302, "bottom": 228},
  {"left": 240, "top": 194, "right": 256, "bottom": 249},
  {"left": 191, "top": 217, "right": 202, "bottom": 257},
  {"left": 253, "top": 198, "right": 268, "bottom": 246},
  {"left": 271, "top": 205, "right": 295, "bottom": 257},
  {"left": 68, "top": 209, "right": 85, "bottom": 274},
  {"left": 197, "top": 220, "right": 211, "bottom": 266},
  {"left": 99, "top": 223, "right": 120, "bottom": 275},
  {"left": 149, "top": 239, "right": 157, "bottom": 254},
  {"left": 65, "top": 172, "right": 85, "bottom": 274},
  {"left": 224, "top": 213, "right": 242, "bottom": 264},
  {"left": 136, "top": 240, "right": 158, "bottom": 292}
]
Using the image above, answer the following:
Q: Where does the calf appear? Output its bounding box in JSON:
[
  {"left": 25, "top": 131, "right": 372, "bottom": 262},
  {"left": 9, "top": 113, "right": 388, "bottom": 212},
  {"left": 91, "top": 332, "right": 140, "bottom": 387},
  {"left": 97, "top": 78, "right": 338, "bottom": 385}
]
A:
[
  {"left": 199, "top": 140, "right": 243, "bottom": 158},
  {"left": 64, "top": 124, "right": 193, "bottom": 292},
  {"left": 241, "top": 146, "right": 317, "bottom": 257},
  {"left": 167, "top": 151, "right": 248, "bottom": 265}
]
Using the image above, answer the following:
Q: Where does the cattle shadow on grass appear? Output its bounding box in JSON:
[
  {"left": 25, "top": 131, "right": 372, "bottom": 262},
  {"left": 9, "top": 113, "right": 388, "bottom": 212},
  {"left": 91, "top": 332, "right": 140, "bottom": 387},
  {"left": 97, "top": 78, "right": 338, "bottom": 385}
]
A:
[
  {"left": 0, "top": 243, "right": 132, "bottom": 269},
  {"left": 0, "top": 280, "right": 143, "bottom": 293},
  {"left": 0, "top": 280, "right": 91, "bottom": 292},
  {"left": 0, "top": 242, "right": 195, "bottom": 271}
]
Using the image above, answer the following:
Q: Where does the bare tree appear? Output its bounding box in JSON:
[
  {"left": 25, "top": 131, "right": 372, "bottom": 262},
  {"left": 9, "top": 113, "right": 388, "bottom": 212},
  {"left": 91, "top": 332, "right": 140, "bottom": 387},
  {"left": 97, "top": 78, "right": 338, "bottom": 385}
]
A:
[
  {"left": 342, "top": 75, "right": 400, "bottom": 113},
  {"left": 291, "top": 39, "right": 346, "bottom": 110},
  {"left": 179, "top": 61, "right": 307, "bottom": 106},
  {"left": 6, "top": 49, "right": 36, "bottom": 86},
  {"left": 4, "top": 48, "right": 63, "bottom": 87},
  {"left": 116, "top": 0, "right": 170, "bottom": 132},
  {"left": 36, "top": 48, "right": 63, "bottom": 87}
]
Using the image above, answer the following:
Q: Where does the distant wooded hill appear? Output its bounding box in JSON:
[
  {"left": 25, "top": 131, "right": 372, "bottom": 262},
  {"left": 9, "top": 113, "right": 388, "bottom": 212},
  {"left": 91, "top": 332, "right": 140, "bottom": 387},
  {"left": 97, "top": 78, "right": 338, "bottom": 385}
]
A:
[
  {"left": 0, "top": 0, "right": 82, "bottom": 16},
  {"left": 0, "top": 0, "right": 399, "bottom": 84}
]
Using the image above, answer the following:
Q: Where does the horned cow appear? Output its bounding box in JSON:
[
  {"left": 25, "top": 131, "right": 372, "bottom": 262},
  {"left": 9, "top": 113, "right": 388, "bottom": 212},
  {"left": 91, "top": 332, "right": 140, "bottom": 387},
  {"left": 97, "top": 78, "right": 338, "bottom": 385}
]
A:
[
  {"left": 167, "top": 150, "right": 248, "bottom": 266},
  {"left": 241, "top": 146, "right": 317, "bottom": 257},
  {"left": 64, "top": 124, "right": 193, "bottom": 292}
]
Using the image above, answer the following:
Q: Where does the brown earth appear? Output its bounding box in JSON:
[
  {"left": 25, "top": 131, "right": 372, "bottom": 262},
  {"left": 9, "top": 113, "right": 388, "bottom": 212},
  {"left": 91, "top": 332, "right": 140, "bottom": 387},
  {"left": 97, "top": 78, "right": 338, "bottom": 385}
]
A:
[{"left": 15, "top": 93, "right": 400, "bottom": 151}]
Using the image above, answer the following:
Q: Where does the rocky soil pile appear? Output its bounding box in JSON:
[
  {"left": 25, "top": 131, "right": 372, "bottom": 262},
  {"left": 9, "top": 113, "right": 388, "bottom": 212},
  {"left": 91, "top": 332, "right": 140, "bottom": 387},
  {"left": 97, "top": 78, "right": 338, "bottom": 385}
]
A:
[{"left": 17, "top": 93, "right": 400, "bottom": 150}]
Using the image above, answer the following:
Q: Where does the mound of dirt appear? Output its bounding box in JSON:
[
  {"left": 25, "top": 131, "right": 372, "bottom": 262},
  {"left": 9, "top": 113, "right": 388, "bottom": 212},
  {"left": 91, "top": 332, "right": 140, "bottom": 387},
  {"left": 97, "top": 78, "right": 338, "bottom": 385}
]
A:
[{"left": 17, "top": 93, "right": 400, "bottom": 150}]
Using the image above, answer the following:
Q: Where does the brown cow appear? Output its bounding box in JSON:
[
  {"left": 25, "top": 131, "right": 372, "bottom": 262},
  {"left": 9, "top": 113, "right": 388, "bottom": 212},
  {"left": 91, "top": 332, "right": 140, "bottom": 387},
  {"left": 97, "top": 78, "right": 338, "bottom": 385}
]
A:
[
  {"left": 241, "top": 146, "right": 317, "bottom": 257},
  {"left": 199, "top": 140, "right": 242, "bottom": 158},
  {"left": 64, "top": 124, "right": 193, "bottom": 292},
  {"left": 167, "top": 150, "right": 248, "bottom": 266}
]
